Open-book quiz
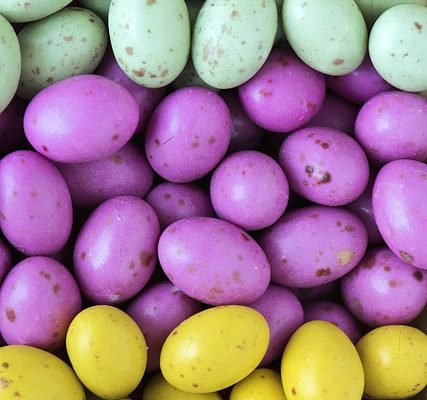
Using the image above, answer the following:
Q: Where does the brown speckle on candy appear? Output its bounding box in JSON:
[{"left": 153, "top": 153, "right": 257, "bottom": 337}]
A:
[
  {"left": 63, "top": 36, "right": 73, "bottom": 42},
  {"left": 125, "top": 46, "right": 134, "bottom": 55},
  {"left": 111, "top": 134, "right": 119, "bottom": 141},
  {"left": 388, "top": 280, "right": 398, "bottom": 288},
  {"left": 6, "top": 308, "right": 16, "bottom": 322},
  {"left": 140, "top": 250, "right": 154, "bottom": 267},
  {"left": 110, "top": 155, "right": 122, "bottom": 164},
  {"left": 414, "top": 22, "right": 422, "bottom": 31},
  {"left": 132, "top": 68, "right": 145, "bottom": 77},
  {"left": 399, "top": 251, "right": 414, "bottom": 264},
  {"left": 413, "top": 270, "right": 423, "bottom": 281},
  {"left": 316, "top": 268, "right": 331, "bottom": 277},
  {"left": 129, "top": 261, "right": 136, "bottom": 269},
  {"left": 39, "top": 271, "right": 51, "bottom": 280},
  {"left": 363, "top": 255, "right": 376, "bottom": 269},
  {"left": 164, "top": 193, "right": 171, "bottom": 200},
  {"left": 305, "top": 165, "right": 314, "bottom": 177},
  {"left": 0, "top": 377, "right": 10, "bottom": 388},
  {"left": 291, "top": 387, "right": 297, "bottom": 395},
  {"left": 147, "top": 0, "right": 156, "bottom": 5},
  {"left": 42, "top": 145, "right": 48, "bottom": 152},
  {"left": 53, "top": 284, "right": 60, "bottom": 294},
  {"left": 333, "top": 58, "right": 344, "bottom": 65},
  {"left": 2, "top": 362, "right": 9, "bottom": 368},
  {"left": 208, "top": 136, "right": 216, "bottom": 144},
  {"left": 232, "top": 271, "right": 243, "bottom": 284},
  {"left": 178, "top": 199, "right": 185, "bottom": 206},
  {"left": 80, "top": 252, "right": 86, "bottom": 260},
  {"left": 231, "top": 10, "right": 239, "bottom": 17},
  {"left": 319, "top": 172, "right": 331, "bottom": 184},
  {"left": 352, "top": 298, "right": 363, "bottom": 316}
]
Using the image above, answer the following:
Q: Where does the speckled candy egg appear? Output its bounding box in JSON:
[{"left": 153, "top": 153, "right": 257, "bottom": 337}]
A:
[
  {"left": 145, "top": 182, "right": 214, "bottom": 230},
  {"left": 210, "top": 150, "right": 289, "bottom": 230},
  {"left": 145, "top": 87, "right": 232, "bottom": 183},
  {"left": 342, "top": 247, "right": 427, "bottom": 326},
  {"left": 17, "top": 7, "right": 108, "bottom": 99},
  {"left": 238, "top": 49, "right": 326, "bottom": 132},
  {"left": 230, "top": 369, "right": 287, "bottom": 400},
  {"left": 326, "top": 55, "right": 393, "bottom": 104},
  {"left": 281, "top": 321, "right": 364, "bottom": 400},
  {"left": 0, "top": 15, "right": 21, "bottom": 113},
  {"left": 95, "top": 48, "right": 166, "bottom": 133},
  {"left": 0, "top": 150, "right": 72, "bottom": 255},
  {"left": 160, "top": 305, "right": 269, "bottom": 393},
  {"left": 0, "top": 256, "right": 81, "bottom": 351},
  {"left": 0, "top": 345, "right": 84, "bottom": 399},
  {"left": 158, "top": 217, "right": 271, "bottom": 305},
  {"left": 66, "top": 305, "right": 147, "bottom": 399},
  {"left": 192, "top": 0, "right": 277, "bottom": 89},
  {"left": 369, "top": 4, "right": 427, "bottom": 91},
  {"left": 357, "top": 325, "right": 427, "bottom": 399},
  {"left": 109, "top": 0, "right": 190, "bottom": 88},
  {"left": 57, "top": 143, "right": 153, "bottom": 207},
  {"left": 0, "top": 0, "right": 72, "bottom": 22},
  {"left": 279, "top": 127, "right": 370, "bottom": 206},
  {"left": 355, "top": 91, "right": 427, "bottom": 166},
  {"left": 303, "top": 92, "right": 359, "bottom": 135},
  {"left": 73, "top": 196, "right": 160, "bottom": 304},
  {"left": 373, "top": 159, "right": 427, "bottom": 270},
  {"left": 258, "top": 206, "right": 368, "bottom": 288},
  {"left": 249, "top": 284, "right": 304, "bottom": 366},
  {"left": 24, "top": 74, "right": 139, "bottom": 163},
  {"left": 303, "top": 300, "right": 362, "bottom": 343},
  {"left": 127, "top": 281, "right": 201, "bottom": 372},
  {"left": 283, "top": 0, "right": 368, "bottom": 75}
]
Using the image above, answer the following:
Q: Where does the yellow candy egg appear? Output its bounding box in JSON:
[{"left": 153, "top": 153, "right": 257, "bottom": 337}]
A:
[
  {"left": 281, "top": 320, "right": 364, "bottom": 400},
  {"left": 356, "top": 325, "right": 427, "bottom": 399},
  {"left": 66, "top": 305, "right": 147, "bottom": 400},
  {"left": 160, "top": 305, "right": 269, "bottom": 393},
  {"left": 230, "top": 368, "right": 287, "bottom": 400},
  {"left": 0, "top": 345, "right": 84, "bottom": 399},
  {"left": 143, "top": 373, "right": 222, "bottom": 400}
]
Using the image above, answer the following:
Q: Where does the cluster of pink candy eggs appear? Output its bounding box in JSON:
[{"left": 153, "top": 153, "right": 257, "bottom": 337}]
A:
[{"left": 0, "top": 1, "right": 426, "bottom": 399}]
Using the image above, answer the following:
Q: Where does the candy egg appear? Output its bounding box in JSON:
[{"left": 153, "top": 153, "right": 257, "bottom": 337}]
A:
[
  {"left": 66, "top": 305, "right": 147, "bottom": 399},
  {"left": 357, "top": 325, "right": 427, "bottom": 399},
  {"left": 192, "top": 0, "right": 277, "bottom": 89},
  {"left": 109, "top": 0, "right": 190, "bottom": 88},
  {"left": 281, "top": 320, "right": 364, "bottom": 400},
  {"left": 17, "top": 7, "right": 108, "bottom": 99},
  {"left": 372, "top": 159, "right": 427, "bottom": 269},
  {"left": 283, "top": 0, "right": 368, "bottom": 75},
  {"left": 369, "top": 4, "right": 427, "bottom": 91},
  {"left": 24, "top": 74, "right": 139, "bottom": 163},
  {"left": 158, "top": 217, "right": 270, "bottom": 305},
  {"left": 0, "top": 345, "right": 84, "bottom": 399},
  {"left": 0, "top": 15, "right": 21, "bottom": 113},
  {"left": 160, "top": 305, "right": 269, "bottom": 393}
]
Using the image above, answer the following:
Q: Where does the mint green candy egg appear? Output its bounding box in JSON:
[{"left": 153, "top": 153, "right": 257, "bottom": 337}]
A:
[
  {"left": 369, "top": 4, "right": 427, "bottom": 92},
  {"left": 109, "top": 0, "right": 190, "bottom": 88},
  {"left": 17, "top": 7, "right": 108, "bottom": 99},
  {"left": 0, "top": 14, "right": 20, "bottom": 112},
  {"left": 355, "top": 0, "right": 427, "bottom": 28},
  {"left": 0, "top": 0, "right": 72, "bottom": 22},
  {"left": 192, "top": 0, "right": 278, "bottom": 89},
  {"left": 283, "top": 0, "right": 368, "bottom": 75}
]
